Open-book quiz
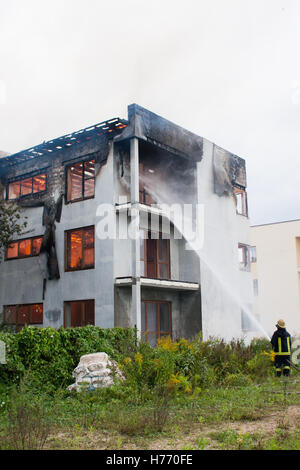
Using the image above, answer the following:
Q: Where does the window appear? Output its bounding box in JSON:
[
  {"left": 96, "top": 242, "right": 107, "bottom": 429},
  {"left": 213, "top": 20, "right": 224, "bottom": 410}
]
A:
[
  {"left": 7, "top": 174, "right": 46, "bottom": 200},
  {"left": 66, "top": 159, "right": 95, "bottom": 202},
  {"left": 250, "top": 246, "right": 257, "bottom": 263},
  {"left": 238, "top": 244, "right": 250, "bottom": 271},
  {"left": 6, "top": 236, "right": 43, "bottom": 260},
  {"left": 64, "top": 300, "right": 95, "bottom": 327},
  {"left": 140, "top": 231, "right": 170, "bottom": 279},
  {"left": 65, "top": 226, "right": 95, "bottom": 271},
  {"left": 241, "top": 309, "right": 260, "bottom": 332},
  {"left": 234, "top": 187, "right": 248, "bottom": 217},
  {"left": 4, "top": 304, "right": 43, "bottom": 331},
  {"left": 141, "top": 301, "right": 172, "bottom": 346},
  {"left": 253, "top": 279, "right": 259, "bottom": 296}
]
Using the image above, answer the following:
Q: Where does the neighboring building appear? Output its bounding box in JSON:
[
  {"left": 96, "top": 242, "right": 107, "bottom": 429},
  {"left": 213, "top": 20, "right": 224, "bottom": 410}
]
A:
[
  {"left": 0, "top": 104, "right": 253, "bottom": 342},
  {"left": 251, "top": 219, "right": 300, "bottom": 337}
]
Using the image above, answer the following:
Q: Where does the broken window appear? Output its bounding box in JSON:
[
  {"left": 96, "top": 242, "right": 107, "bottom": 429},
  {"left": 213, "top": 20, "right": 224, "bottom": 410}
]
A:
[
  {"left": 140, "top": 231, "right": 170, "bottom": 279},
  {"left": 65, "top": 226, "right": 95, "bottom": 271},
  {"left": 238, "top": 244, "right": 250, "bottom": 271},
  {"left": 64, "top": 300, "right": 95, "bottom": 327},
  {"left": 4, "top": 304, "right": 43, "bottom": 331},
  {"left": 7, "top": 174, "right": 46, "bottom": 200},
  {"left": 141, "top": 301, "right": 172, "bottom": 346},
  {"left": 6, "top": 236, "right": 43, "bottom": 260},
  {"left": 250, "top": 246, "right": 257, "bottom": 263},
  {"left": 234, "top": 187, "right": 248, "bottom": 217},
  {"left": 66, "top": 159, "right": 95, "bottom": 202}
]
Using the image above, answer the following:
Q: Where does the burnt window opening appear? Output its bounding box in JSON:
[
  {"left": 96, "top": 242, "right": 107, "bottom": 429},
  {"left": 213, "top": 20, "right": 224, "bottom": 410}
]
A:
[
  {"left": 7, "top": 174, "right": 47, "bottom": 200},
  {"left": 65, "top": 226, "right": 95, "bottom": 271},
  {"left": 238, "top": 243, "right": 250, "bottom": 271},
  {"left": 140, "top": 231, "right": 170, "bottom": 280},
  {"left": 64, "top": 300, "right": 95, "bottom": 327},
  {"left": 234, "top": 187, "right": 248, "bottom": 217},
  {"left": 4, "top": 304, "right": 43, "bottom": 332},
  {"left": 250, "top": 246, "right": 257, "bottom": 263},
  {"left": 6, "top": 236, "right": 43, "bottom": 260},
  {"left": 141, "top": 301, "right": 172, "bottom": 347},
  {"left": 66, "top": 159, "right": 95, "bottom": 203}
]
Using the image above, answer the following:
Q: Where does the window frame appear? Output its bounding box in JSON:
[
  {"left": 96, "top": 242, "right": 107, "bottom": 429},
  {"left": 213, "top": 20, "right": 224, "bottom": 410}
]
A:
[
  {"left": 141, "top": 300, "right": 172, "bottom": 345},
  {"left": 6, "top": 173, "right": 47, "bottom": 201},
  {"left": 140, "top": 231, "right": 170, "bottom": 280},
  {"left": 64, "top": 299, "right": 95, "bottom": 327},
  {"left": 238, "top": 243, "right": 250, "bottom": 271},
  {"left": 65, "top": 225, "right": 95, "bottom": 272},
  {"left": 3, "top": 303, "right": 43, "bottom": 331},
  {"left": 234, "top": 186, "right": 248, "bottom": 217},
  {"left": 65, "top": 158, "right": 95, "bottom": 204},
  {"left": 5, "top": 235, "right": 43, "bottom": 261}
]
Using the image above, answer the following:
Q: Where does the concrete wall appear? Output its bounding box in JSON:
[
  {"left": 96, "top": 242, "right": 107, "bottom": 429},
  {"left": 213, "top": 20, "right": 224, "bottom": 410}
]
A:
[
  {"left": 0, "top": 145, "right": 116, "bottom": 329},
  {"left": 251, "top": 220, "right": 300, "bottom": 337},
  {"left": 198, "top": 139, "right": 254, "bottom": 342}
]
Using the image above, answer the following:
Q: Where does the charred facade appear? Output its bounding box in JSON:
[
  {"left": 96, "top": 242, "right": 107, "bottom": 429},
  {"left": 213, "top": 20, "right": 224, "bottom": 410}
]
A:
[{"left": 0, "top": 104, "right": 253, "bottom": 342}]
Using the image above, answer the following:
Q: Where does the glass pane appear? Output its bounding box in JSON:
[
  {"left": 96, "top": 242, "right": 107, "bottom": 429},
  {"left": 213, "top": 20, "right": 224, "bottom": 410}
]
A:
[
  {"left": 33, "top": 174, "right": 46, "bottom": 193},
  {"left": 236, "top": 192, "right": 243, "bottom": 214},
  {"left": 83, "top": 228, "right": 94, "bottom": 248},
  {"left": 18, "top": 305, "right": 30, "bottom": 325},
  {"left": 85, "top": 300, "right": 95, "bottom": 325},
  {"left": 32, "top": 237, "right": 42, "bottom": 255},
  {"left": 147, "top": 333, "right": 157, "bottom": 347},
  {"left": 158, "top": 263, "right": 169, "bottom": 279},
  {"left": 158, "top": 239, "right": 169, "bottom": 263},
  {"left": 159, "top": 303, "right": 170, "bottom": 333},
  {"left": 70, "top": 302, "right": 82, "bottom": 327},
  {"left": 69, "top": 231, "right": 83, "bottom": 269},
  {"left": 30, "top": 304, "right": 43, "bottom": 323},
  {"left": 84, "top": 177, "right": 95, "bottom": 198},
  {"left": 20, "top": 178, "right": 32, "bottom": 196},
  {"left": 8, "top": 181, "right": 20, "bottom": 199},
  {"left": 140, "top": 233, "right": 145, "bottom": 259},
  {"left": 147, "top": 303, "right": 157, "bottom": 331},
  {"left": 4, "top": 306, "right": 17, "bottom": 324},
  {"left": 84, "top": 160, "right": 95, "bottom": 179},
  {"left": 84, "top": 247, "right": 94, "bottom": 267},
  {"left": 7, "top": 242, "right": 18, "bottom": 259},
  {"left": 69, "top": 163, "right": 83, "bottom": 201},
  {"left": 19, "top": 239, "right": 31, "bottom": 257}
]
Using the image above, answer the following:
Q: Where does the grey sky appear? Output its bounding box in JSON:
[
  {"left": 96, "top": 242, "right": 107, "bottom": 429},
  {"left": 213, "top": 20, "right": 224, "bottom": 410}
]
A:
[{"left": 0, "top": 0, "right": 299, "bottom": 225}]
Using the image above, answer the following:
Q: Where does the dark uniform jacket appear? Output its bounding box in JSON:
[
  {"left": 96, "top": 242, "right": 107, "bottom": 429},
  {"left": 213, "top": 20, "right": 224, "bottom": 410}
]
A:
[{"left": 271, "top": 327, "right": 292, "bottom": 356}]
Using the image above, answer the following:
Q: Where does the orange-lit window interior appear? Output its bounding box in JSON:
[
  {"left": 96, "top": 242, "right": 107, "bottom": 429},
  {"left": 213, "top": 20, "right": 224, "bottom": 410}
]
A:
[
  {"left": 66, "top": 226, "right": 95, "bottom": 271},
  {"left": 64, "top": 300, "right": 95, "bottom": 327},
  {"left": 6, "top": 236, "right": 43, "bottom": 260},
  {"left": 7, "top": 174, "right": 46, "bottom": 200},
  {"left": 4, "top": 304, "right": 43, "bottom": 331},
  {"left": 67, "top": 159, "right": 95, "bottom": 202}
]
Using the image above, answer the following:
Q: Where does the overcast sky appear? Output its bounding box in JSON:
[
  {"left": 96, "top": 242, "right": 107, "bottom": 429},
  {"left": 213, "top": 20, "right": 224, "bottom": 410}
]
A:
[{"left": 0, "top": 0, "right": 299, "bottom": 225}]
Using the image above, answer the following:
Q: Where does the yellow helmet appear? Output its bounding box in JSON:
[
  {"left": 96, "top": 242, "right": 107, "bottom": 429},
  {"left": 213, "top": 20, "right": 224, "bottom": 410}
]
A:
[{"left": 276, "top": 319, "right": 285, "bottom": 328}]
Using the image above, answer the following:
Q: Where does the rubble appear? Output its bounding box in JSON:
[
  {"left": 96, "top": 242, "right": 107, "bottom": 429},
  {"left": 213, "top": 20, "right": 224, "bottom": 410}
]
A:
[{"left": 67, "top": 352, "right": 125, "bottom": 392}]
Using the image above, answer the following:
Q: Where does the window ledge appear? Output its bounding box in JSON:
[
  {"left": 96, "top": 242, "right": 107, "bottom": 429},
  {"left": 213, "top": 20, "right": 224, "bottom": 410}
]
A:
[{"left": 115, "top": 277, "right": 200, "bottom": 291}]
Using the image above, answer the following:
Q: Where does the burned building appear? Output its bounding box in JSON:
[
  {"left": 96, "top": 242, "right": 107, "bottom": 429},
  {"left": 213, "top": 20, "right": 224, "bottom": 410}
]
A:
[{"left": 0, "top": 104, "right": 254, "bottom": 342}]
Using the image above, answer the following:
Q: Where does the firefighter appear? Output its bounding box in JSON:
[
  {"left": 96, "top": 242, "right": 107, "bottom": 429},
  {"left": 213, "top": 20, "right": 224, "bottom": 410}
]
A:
[{"left": 271, "top": 319, "right": 292, "bottom": 377}]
